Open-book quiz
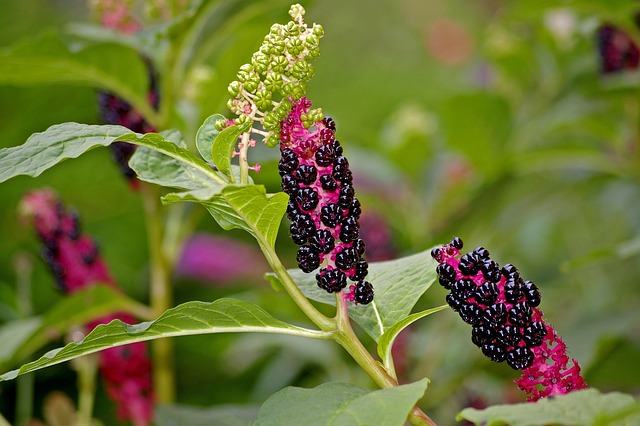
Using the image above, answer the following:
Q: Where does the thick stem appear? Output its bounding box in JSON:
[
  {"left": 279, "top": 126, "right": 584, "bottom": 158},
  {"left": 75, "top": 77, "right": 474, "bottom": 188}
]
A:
[
  {"left": 13, "top": 254, "right": 34, "bottom": 426},
  {"left": 141, "top": 184, "right": 175, "bottom": 404},
  {"left": 238, "top": 131, "right": 251, "bottom": 185},
  {"left": 75, "top": 354, "right": 98, "bottom": 426}
]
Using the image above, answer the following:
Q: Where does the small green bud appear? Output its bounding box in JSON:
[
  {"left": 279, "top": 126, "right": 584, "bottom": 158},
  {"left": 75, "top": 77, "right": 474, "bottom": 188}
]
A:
[
  {"left": 227, "top": 98, "right": 238, "bottom": 113},
  {"left": 304, "top": 34, "right": 319, "bottom": 49},
  {"left": 269, "top": 35, "right": 285, "bottom": 54},
  {"left": 306, "top": 46, "right": 320, "bottom": 60},
  {"left": 235, "top": 114, "right": 251, "bottom": 129},
  {"left": 264, "top": 73, "right": 284, "bottom": 92},
  {"left": 270, "top": 55, "right": 289, "bottom": 73},
  {"left": 284, "top": 21, "right": 300, "bottom": 37},
  {"left": 227, "top": 80, "right": 241, "bottom": 97},
  {"left": 313, "top": 24, "right": 324, "bottom": 37},
  {"left": 283, "top": 81, "right": 306, "bottom": 100},
  {"left": 265, "top": 132, "right": 280, "bottom": 148},
  {"left": 244, "top": 80, "right": 258, "bottom": 93},
  {"left": 270, "top": 23, "right": 282, "bottom": 35},
  {"left": 292, "top": 60, "right": 314, "bottom": 80},
  {"left": 289, "top": 4, "right": 305, "bottom": 20},
  {"left": 237, "top": 63, "right": 254, "bottom": 82}
]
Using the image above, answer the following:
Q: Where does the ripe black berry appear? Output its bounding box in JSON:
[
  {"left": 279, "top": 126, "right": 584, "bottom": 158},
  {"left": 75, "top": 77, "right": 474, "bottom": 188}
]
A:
[
  {"left": 451, "top": 278, "right": 476, "bottom": 300},
  {"left": 279, "top": 148, "right": 299, "bottom": 174},
  {"left": 474, "top": 282, "right": 498, "bottom": 306},
  {"left": 451, "top": 237, "right": 463, "bottom": 250},
  {"left": 523, "top": 321, "right": 546, "bottom": 347},
  {"left": 319, "top": 174, "right": 338, "bottom": 191},
  {"left": 281, "top": 174, "right": 299, "bottom": 194},
  {"left": 482, "top": 343, "right": 506, "bottom": 363},
  {"left": 483, "top": 304, "right": 507, "bottom": 328},
  {"left": 508, "top": 302, "right": 532, "bottom": 327},
  {"left": 335, "top": 247, "right": 358, "bottom": 271},
  {"left": 316, "top": 267, "right": 347, "bottom": 293},
  {"left": 315, "top": 144, "right": 336, "bottom": 167},
  {"left": 323, "top": 116, "right": 336, "bottom": 131},
  {"left": 320, "top": 203, "right": 343, "bottom": 228},
  {"left": 309, "top": 229, "right": 335, "bottom": 254},
  {"left": 481, "top": 260, "right": 501, "bottom": 283},
  {"left": 522, "top": 280, "right": 541, "bottom": 307},
  {"left": 353, "top": 239, "right": 366, "bottom": 257},
  {"left": 297, "top": 245, "right": 321, "bottom": 273},
  {"left": 446, "top": 293, "right": 464, "bottom": 312},
  {"left": 506, "top": 347, "right": 534, "bottom": 370},
  {"left": 471, "top": 324, "right": 494, "bottom": 347},
  {"left": 294, "top": 187, "right": 319, "bottom": 211},
  {"left": 458, "top": 252, "right": 479, "bottom": 276},
  {"left": 354, "top": 281, "right": 374, "bottom": 304},
  {"left": 459, "top": 303, "right": 483, "bottom": 325},
  {"left": 496, "top": 325, "right": 522, "bottom": 348},
  {"left": 339, "top": 216, "right": 359, "bottom": 242},
  {"left": 295, "top": 164, "right": 318, "bottom": 185},
  {"left": 352, "top": 260, "right": 368, "bottom": 281}
]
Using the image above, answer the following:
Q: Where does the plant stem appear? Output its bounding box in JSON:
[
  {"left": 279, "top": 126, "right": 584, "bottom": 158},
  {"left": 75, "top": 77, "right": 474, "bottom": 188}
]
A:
[
  {"left": 75, "top": 353, "right": 98, "bottom": 426},
  {"left": 14, "top": 253, "right": 34, "bottom": 426},
  {"left": 333, "top": 295, "right": 437, "bottom": 426},
  {"left": 238, "top": 131, "right": 251, "bottom": 185},
  {"left": 141, "top": 184, "right": 176, "bottom": 404}
]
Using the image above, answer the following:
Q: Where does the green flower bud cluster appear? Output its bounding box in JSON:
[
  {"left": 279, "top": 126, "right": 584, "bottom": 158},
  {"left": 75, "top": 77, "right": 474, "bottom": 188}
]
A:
[{"left": 224, "top": 3, "right": 324, "bottom": 145}]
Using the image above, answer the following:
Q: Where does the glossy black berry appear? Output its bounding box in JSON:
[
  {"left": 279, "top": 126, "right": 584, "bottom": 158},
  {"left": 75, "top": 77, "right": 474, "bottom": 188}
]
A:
[
  {"left": 458, "top": 252, "right": 479, "bottom": 276},
  {"left": 482, "top": 343, "right": 506, "bottom": 363},
  {"left": 353, "top": 239, "right": 366, "bottom": 257},
  {"left": 309, "top": 229, "right": 335, "bottom": 254},
  {"left": 451, "top": 237, "right": 463, "bottom": 250},
  {"left": 501, "top": 263, "right": 519, "bottom": 278},
  {"left": 496, "top": 325, "right": 522, "bottom": 348},
  {"left": 281, "top": 174, "right": 299, "bottom": 194},
  {"left": 315, "top": 144, "right": 336, "bottom": 167},
  {"left": 471, "top": 324, "right": 494, "bottom": 347},
  {"left": 319, "top": 174, "right": 338, "bottom": 191},
  {"left": 474, "top": 246, "right": 490, "bottom": 260},
  {"left": 279, "top": 148, "right": 299, "bottom": 174},
  {"left": 522, "top": 280, "right": 541, "bottom": 307},
  {"left": 320, "top": 203, "right": 343, "bottom": 228},
  {"left": 508, "top": 302, "right": 532, "bottom": 327},
  {"left": 474, "top": 282, "right": 498, "bottom": 306},
  {"left": 295, "top": 164, "right": 318, "bottom": 185},
  {"left": 294, "top": 188, "right": 319, "bottom": 211},
  {"left": 483, "top": 304, "right": 507, "bottom": 328},
  {"left": 523, "top": 321, "right": 547, "bottom": 347},
  {"left": 481, "top": 260, "right": 501, "bottom": 283},
  {"left": 338, "top": 184, "right": 355, "bottom": 207},
  {"left": 316, "top": 267, "right": 347, "bottom": 293},
  {"left": 323, "top": 116, "right": 336, "bottom": 131},
  {"left": 446, "top": 293, "right": 464, "bottom": 312},
  {"left": 339, "top": 216, "right": 359, "bottom": 242},
  {"left": 504, "top": 277, "right": 524, "bottom": 303},
  {"left": 506, "top": 347, "right": 534, "bottom": 370},
  {"left": 459, "top": 303, "right": 483, "bottom": 325},
  {"left": 431, "top": 248, "right": 443, "bottom": 262},
  {"left": 436, "top": 263, "right": 456, "bottom": 290},
  {"left": 354, "top": 281, "right": 374, "bottom": 304},
  {"left": 297, "top": 245, "right": 321, "bottom": 273},
  {"left": 335, "top": 247, "right": 358, "bottom": 271},
  {"left": 349, "top": 199, "right": 362, "bottom": 219},
  {"left": 352, "top": 260, "right": 369, "bottom": 281},
  {"left": 451, "top": 278, "right": 476, "bottom": 300}
]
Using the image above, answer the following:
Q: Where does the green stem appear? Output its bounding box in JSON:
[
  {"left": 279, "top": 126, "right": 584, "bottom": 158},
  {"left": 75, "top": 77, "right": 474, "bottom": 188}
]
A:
[
  {"left": 75, "top": 354, "right": 98, "bottom": 426},
  {"left": 332, "top": 295, "right": 437, "bottom": 426},
  {"left": 141, "top": 184, "right": 176, "bottom": 404},
  {"left": 262, "top": 245, "right": 334, "bottom": 331},
  {"left": 14, "top": 253, "right": 34, "bottom": 426},
  {"left": 238, "top": 131, "right": 251, "bottom": 185}
]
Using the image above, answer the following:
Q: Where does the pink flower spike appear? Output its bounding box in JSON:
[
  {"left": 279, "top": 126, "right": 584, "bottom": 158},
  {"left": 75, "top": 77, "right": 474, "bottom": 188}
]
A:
[{"left": 249, "top": 163, "right": 261, "bottom": 172}]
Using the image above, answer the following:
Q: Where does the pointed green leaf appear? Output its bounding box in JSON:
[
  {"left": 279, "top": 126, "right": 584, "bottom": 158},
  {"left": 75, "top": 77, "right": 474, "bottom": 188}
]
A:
[
  {"left": 128, "top": 130, "right": 222, "bottom": 190},
  {"left": 197, "top": 114, "right": 226, "bottom": 164},
  {"left": 252, "top": 379, "right": 428, "bottom": 426},
  {"left": 266, "top": 249, "right": 438, "bottom": 341},
  {"left": 0, "top": 298, "right": 329, "bottom": 382},
  {"left": 204, "top": 185, "right": 289, "bottom": 250},
  {"left": 377, "top": 305, "right": 449, "bottom": 362},
  {"left": 0, "top": 285, "right": 150, "bottom": 369},
  {"left": 0, "top": 31, "right": 150, "bottom": 116},
  {"left": 0, "top": 123, "right": 133, "bottom": 183},
  {"left": 457, "top": 389, "right": 640, "bottom": 426},
  {"left": 212, "top": 124, "right": 244, "bottom": 181}
]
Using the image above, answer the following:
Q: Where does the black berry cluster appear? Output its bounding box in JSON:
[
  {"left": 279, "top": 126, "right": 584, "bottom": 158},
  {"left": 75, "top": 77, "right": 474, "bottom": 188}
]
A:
[
  {"left": 597, "top": 23, "right": 639, "bottom": 74},
  {"left": 98, "top": 63, "right": 159, "bottom": 184},
  {"left": 279, "top": 98, "right": 373, "bottom": 304},
  {"left": 431, "top": 237, "right": 546, "bottom": 370}
]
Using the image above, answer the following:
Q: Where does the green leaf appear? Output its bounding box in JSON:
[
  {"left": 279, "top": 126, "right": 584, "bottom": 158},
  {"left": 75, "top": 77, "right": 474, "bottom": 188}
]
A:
[
  {"left": 128, "top": 130, "right": 222, "bottom": 191},
  {"left": 266, "top": 249, "right": 438, "bottom": 341},
  {"left": 377, "top": 305, "right": 449, "bottom": 363},
  {"left": 0, "top": 123, "right": 132, "bottom": 183},
  {"left": 0, "top": 31, "right": 150, "bottom": 117},
  {"left": 0, "top": 285, "right": 150, "bottom": 370},
  {"left": 155, "top": 404, "right": 260, "bottom": 426},
  {"left": 457, "top": 389, "right": 640, "bottom": 426},
  {"left": 197, "top": 114, "right": 226, "bottom": 164},
  {"left": 212, "top": 124, "right": 244, "bottom": 181},
  {"left": 203, "top": 185, "right": 289, "bottom": 251},
  {"left": 252, "top": 379, "right": 428, "bottom": 426},
  {"left": 0, "top": 298, "right": 329, "bottom": 382}
]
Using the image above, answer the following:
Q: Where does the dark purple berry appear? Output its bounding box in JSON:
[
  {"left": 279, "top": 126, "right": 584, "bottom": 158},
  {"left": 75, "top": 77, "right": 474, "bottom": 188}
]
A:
[
  {"left": 281, "top": 174, "right": 299, "bottom": 194},
  {"left": 508, "top": 302, "right": 532, "bottom": 328},
  {"left": 323, "top": 116, "right": 336, "bottom": 131},
  {"left": 483, "top": 304, "right": 507, "bottom": 328},
  {"left": 339, "top": 216, "right": 359, "bottom": 242},
  {"left": 319, "top": 174, "right": 338, "bottom": 191},
  {"left": 319, "top": 128, "right": 335, "bottom": 144},
  {"left": 482, "top": 343, "right": 506, "bottom": 363},
  {"left": 523, "top": 321, "right": 546, "bottom": 347},
  {"left": 335, "top": 247, "right": 358, "bottom": 271},
  {"left": 315, "top": 145, "right": 336, "bottom": 167},
  {"left": 506, "top": 347, "right": 534, "bottom": 370},
  {"left": 522, "top": 280, "right": 541, "bottom": 307},
  {"left": 504, "top": 277, "right": 524, "bottom": 303},
  {"left": 481, "top": 260, "right": 501, "bottom": 283},
  {"left": 451, "top": 278, "right": 476, "bottom": 300},
  {"left": 436, "top": 263, "right": 456, "bottom": 290},
  {"left": 446, "top": 293, "right": 464, "bottom": 312},
  {"left": 295, "top": 164, "right": 317, "bottom": 185},
  {"left": 297, "top": 245, "right": 321, "bottom": 273},
  {"left": 309, "top": 229, "right": 335, "bottom": 254},
  {"left": 474, "top": 246, "right": 490, "bottom": 260},
  {"left": 459, "top": 303, "right": 483, "bottom": 325},
  {"left": 354, "top": 239, "right": 366, "bottom": 257},
  {"left": 496, "top": 325, "right": 522, "bottom": 348},
  {"left": 458, "top": 252, "right": 479, "bottom": 276},
  {"left": 349, "top": 199, "right": 362, "bottom": 219},
  {"left": 320, "top": 203, "right": 343, "bottom": 228},
  {"left": 471, "top": 324, "right": 494, "bottom": 347},
  {"left": 354, "top": 281, "right": 374, "bottom": 304},
  {"left": 451, "top": 237, "right": 463, "bottom": 250},
  {"left": 316, "top": 267, "right": 347, "bottom": 292},
  {"left": 352, "top": 260, "right": 368, "bottom": 281},
  {"left": 279, "top": 148, "right": 299, "bottom": 174},
  {"left": 338, "top": 183, "right": 355, "bottom": 207},
  {"left": 294, "top": 187, "right": 319, "bottom": 211},
  {"left": 474, "top": 282, "right": 498, "bottom": 306}
]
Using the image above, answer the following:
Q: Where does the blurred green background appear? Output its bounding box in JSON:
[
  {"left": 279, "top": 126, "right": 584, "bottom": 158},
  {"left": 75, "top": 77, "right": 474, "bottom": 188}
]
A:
[{"left": 1, "top": 0, "right": 639, "bottom": 424}]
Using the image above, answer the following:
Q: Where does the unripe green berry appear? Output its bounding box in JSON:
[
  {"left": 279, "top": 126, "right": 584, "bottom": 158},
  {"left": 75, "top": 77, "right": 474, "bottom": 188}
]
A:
[
  {"left": 264, "top": 73, "right": 284, "bottom": 92},
  {"left": 292, "top": 60, "right": 314, "bottom": 80},
  {"left": 307, "top": 46, "right": 320, "bottom": 60},
  {"left": 284, "top": 21, "right": 300, "bottom": 37},
  {"left": 214, "top": 118, "right": 227, "bottom": 131},
  {"left": 254, "top": 90, "right": 273, "bottom": 111},
  {"left": 237, "top": 63, "right": 254, "bottom": 82},
  {"left": 270, "top": 23, "right": 282, "bottom": 35},
  {"left": 270, "top": 55, "right": 289, "bottom": 73},
  {"left": 227, "top": 80, "right": 241, "bottom": 97},
  {"left": 251, "top": 52, "right": 269, "bottom": 74},
  {"left": 235, "top": 114, "right": 252, "bottom": 130},
  {"left": 286, "top": 38, "right": 304, "bottom": 56},
  {"left": 263, "top": 111, "right": 280, "bottom": 131},
  {"left": 304, "top": 34, "right": 319, "bottom": 49},
  {"left": 313, "top": 24, "right": 324, "bottom": 37},
  {"left": 265, "top": 133, "right": 280, "bottom": 148}
]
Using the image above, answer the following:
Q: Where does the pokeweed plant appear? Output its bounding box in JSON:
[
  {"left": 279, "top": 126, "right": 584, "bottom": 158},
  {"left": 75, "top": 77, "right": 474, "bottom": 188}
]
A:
[{"left": 0, "top": 3, "right": 639, "bottom": 426}]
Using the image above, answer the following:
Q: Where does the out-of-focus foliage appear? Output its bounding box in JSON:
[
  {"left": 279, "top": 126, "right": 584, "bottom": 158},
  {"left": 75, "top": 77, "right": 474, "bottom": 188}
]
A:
[{"left": 0, "top": 0, "right": 639, "bottom": 424}]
